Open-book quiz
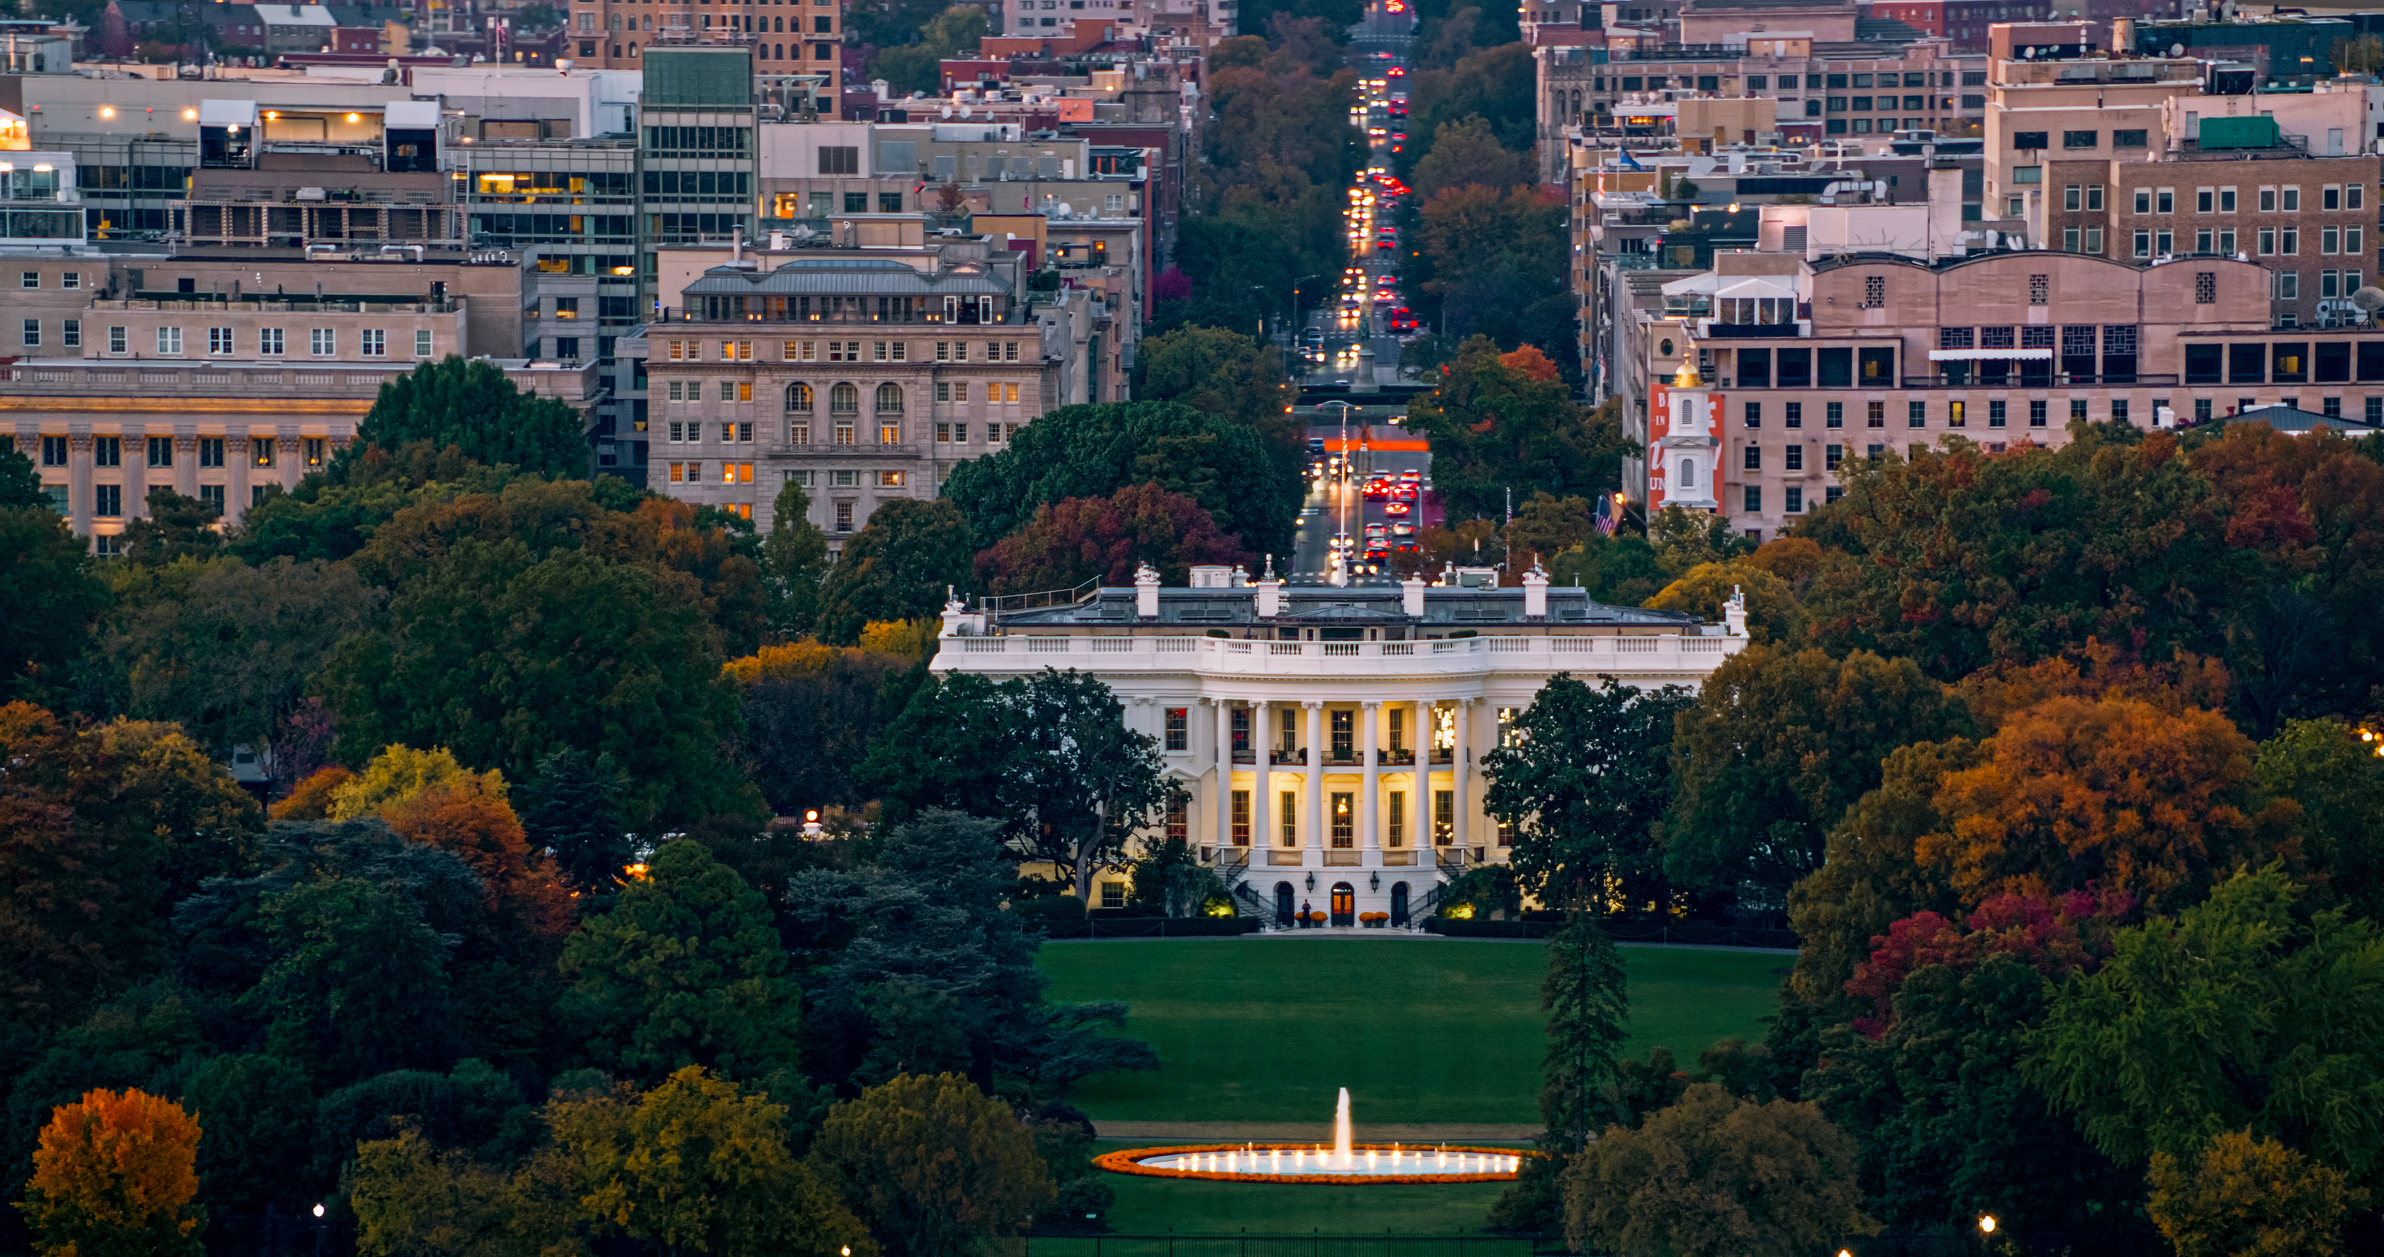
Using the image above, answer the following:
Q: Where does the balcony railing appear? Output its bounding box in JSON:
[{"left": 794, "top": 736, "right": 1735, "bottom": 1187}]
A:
[
  {"left": 936, "top": 632, "right": 1743, "bottom": 675},
  {"left": 1899, "top": 374, "right": 2179, "bottom": 389}
]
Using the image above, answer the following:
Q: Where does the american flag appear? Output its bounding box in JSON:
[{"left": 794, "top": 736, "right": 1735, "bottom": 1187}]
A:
[{"left": 1595, "top": 493, "right": 1620, "bottom": 536}]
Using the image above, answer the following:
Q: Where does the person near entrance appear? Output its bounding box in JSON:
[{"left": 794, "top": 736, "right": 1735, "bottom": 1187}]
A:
[{"left": 1300, "top": 898, "right": 1315, "bottom": 929}]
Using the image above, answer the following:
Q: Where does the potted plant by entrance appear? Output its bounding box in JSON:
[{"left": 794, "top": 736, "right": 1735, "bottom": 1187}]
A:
[{"left": 1360, "top": 911, "right": 1389, "bottom": 928}]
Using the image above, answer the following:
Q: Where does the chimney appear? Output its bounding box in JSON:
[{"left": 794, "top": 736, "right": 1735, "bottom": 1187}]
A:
[
  {"left": 1724, "top": 584, "right": 1748, "bottom": 637},
  {"left": 1255, "top": 554, "right": 1283, "bottom": 618},
  {"left": 1401, "top": 575, "right": 1425, "bottom": 618},
  {"left": 1523, "top": 565, "right": 1550, "bottom": 619},
  {"left": 1134, "top": 562, "right": 1160, "bottom": 618}
]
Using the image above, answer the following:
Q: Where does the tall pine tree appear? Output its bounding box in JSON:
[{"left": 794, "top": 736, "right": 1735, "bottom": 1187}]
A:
[{"left": 1492, "top": 910, "right": 1629, "bottom": 1231}]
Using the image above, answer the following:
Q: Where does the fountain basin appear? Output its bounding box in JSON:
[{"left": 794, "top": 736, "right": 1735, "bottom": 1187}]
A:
[{"left": 1094, "top": 1143, "right": 1527, "bottom": 1185}]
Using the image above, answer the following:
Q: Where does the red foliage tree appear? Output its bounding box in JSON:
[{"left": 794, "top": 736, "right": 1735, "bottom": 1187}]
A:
[
  {"left": 973, "top": 482, "right": 1255, "bottom": 595},
  {"left": 1843, "top": 886, "right": 2137, "bottom": 1035}
]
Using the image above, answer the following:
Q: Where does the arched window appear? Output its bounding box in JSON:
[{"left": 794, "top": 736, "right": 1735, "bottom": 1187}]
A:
[
  {"left": 785, "top": 382, "right": 813, "bottom": 411},
  {"left": 830, "top": 382, "right": 859, "bottom": 413},
  {"left": 774, "top": 42, "right": 784, "bottom": 58},
  {"left": 1274, "top": 882, "right": 1295, "bottom": 928},
  {"left": 1679, "top": 458, "right": 1698, "bottom": 491},
  {"left": 875, "top": 383, "right": 904, "bottom": 413}
]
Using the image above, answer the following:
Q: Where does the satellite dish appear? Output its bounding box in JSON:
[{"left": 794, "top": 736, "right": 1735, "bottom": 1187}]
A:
[
  {"left": 940, "top": 105, "right": 952, "bottom": 118},
  {"left": 1057, "top": 201, "right": 1073, "bottom": 217},
  {"left": 959, "top": 105, "right": 973, "bottom": 119},
  {"left": 2352, "top": 286, "right": 2384, "bottom": 314},
  {"left": 2171, "top": 42, "right": 2185, "bottom": 57}
]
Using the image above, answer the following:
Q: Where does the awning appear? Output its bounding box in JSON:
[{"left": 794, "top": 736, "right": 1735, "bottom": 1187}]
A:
[{"left": 1928, "top": 348, "right": 2054, "bottom": 361}]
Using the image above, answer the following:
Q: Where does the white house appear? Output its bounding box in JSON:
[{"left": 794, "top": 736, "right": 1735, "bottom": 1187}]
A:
[{"left": 931, "top": 565, "right": 1747, "bottom": 928}]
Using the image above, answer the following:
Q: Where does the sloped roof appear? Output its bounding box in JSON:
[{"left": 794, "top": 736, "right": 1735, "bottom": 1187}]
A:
[{"left": 683, "top": 257, "right": 1014, "bottom": 297}]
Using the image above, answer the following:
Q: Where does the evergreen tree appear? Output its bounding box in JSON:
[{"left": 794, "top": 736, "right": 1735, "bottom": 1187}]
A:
[
  {"left": 514, "top": 748, "right": 633, "bottom": 893},
  {"left": 761, "top": 477, "right": 830, "bottom": 638}
]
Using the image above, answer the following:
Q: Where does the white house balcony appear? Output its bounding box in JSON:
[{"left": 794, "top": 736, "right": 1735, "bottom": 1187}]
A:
[{"left": 935, "top": 631, "right": 1743, "bottom": 679}]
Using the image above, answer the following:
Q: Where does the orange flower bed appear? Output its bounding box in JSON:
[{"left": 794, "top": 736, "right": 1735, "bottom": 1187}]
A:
[{"left": 1093, "top": 1143, "right": 1535, "bottom": 1185}]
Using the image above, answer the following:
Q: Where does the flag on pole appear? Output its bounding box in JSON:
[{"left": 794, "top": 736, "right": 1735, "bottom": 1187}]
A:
[{"left": 1595, "top": 493, "right": 1619, "bottom": 536}]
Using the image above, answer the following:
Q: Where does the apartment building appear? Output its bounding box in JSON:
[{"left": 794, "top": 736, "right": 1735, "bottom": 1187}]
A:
[
  {"left": 625, "top": 228, "right": 1113, "bottom": 541},
  {"left": 1640, "top": 247, "right": 2384, "bottom": 540},
  {"left": 2, "top": 248, "right": 593, "bottom": 547},
  {"left": 564, "top": 0, "right": 840, "bottom": 98}
]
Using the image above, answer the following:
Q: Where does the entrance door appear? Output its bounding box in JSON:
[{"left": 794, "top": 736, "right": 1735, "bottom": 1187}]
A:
[
  {"left": 1275, "top": 882, "right": 1296, "bottom": 928},
  {"left": 1390, "top": 881, "right": 1410, "bottom": 926},
  {"left": 1330, "top": 882, "right": 1355, "bottom": 927}
]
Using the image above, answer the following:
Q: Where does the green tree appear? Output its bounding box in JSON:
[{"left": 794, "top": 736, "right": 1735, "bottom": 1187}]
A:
[
  {"left": 348, "top": 1124, "right": 513, "bottom": 1257},
  {"left": 813, "top": 499, "right": 976, "bottom": 645},
  {"left": 860, "top": 670, "right": 1176, "bottom": 898},
  {"left": 730, "top": 637, "right": 930, "bottom": 816},
  {"left": 1648, "top": 504, "right": 1756, "bottom": 576},
  {"left": 1663, "top": 646, "right": 1965, "bottom": 901},
  {"left": 1503, "top": 492, "right": 1593, "bottom": 568},
  {"left": 1547, "top": 527, "right": 1668, "bottom": 606},
  {"left": 1480, "top": 673, "right": 1694, "bottom": 913},
  {"left": 2255, "top": 717, "right": 2384, "bottom": 919},
  {"left": 1537, "top": 913, "right": 1628, "bottom": 1153},
  {"left": 2022, "top": 866, "right": 2384, "bottom": 1190},
  {"left": 1561, "top": 1083, "right": 1874, "bottom": 1257},
  {"left": 120, "top": 488, "right": 224, "bottom": 565},
  {"left": 1130, "top": 324, "right": 1299, "bottom": 460},
  {"left": 318, "top": 541, "right": 759, "bottom": 827},
  {"left": 2148, "top": 1130, "right": 2366, "bottom": 1257},
  {"left": 1404, "top": 184, "right": 1573, "bottom": 358},
  {"left": 182, "top": 1054, "right": 315, "bottom": 1222},
  {"left": 559, "top": 839, "right": 803, "bottom": 1086},
  {"left": 762, "top": 477, "right": 831, "bottom": 638},
  {"left": 867, "top": 5, "right": 989, "bottom": 96},
  {"left": 94, "top": 556, "right": 382, "bottom": 758},
  {"left": 813, "top": 1072, "right": 1055, "bottom": 1257},
  {"left": 941, "top": 400, "right": 1300, "bottom": 563},
  {"left": 1407, "top": 341, "right": 1625, "bottom": 519},
  {"left": 0, "top": 438, "right": 45, "bottom": 507},
  {"left": 0, "top": 507, "right": 105, "bottom": 704},
  {"left": 17, "top": 1088, "right": 205, "bottom": 1257},
  {"left": 246, "top": 875, "right": 458, "bottom": 1086},
  {"left": 513, "top": 748, "right": 633, "bottom": 894},
  {"left": 332, "top": 357, "right": 589, "bottom": 482}
]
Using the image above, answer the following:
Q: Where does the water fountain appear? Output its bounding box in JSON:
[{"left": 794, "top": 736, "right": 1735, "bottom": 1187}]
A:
[{"left": 1093, "top": 1088, "right": 1526, "bottom": 1184}]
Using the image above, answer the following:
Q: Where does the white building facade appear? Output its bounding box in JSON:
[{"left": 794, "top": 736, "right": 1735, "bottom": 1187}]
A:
[{"left": 932, "top": 568, "right": 1747, "bottom": 927}]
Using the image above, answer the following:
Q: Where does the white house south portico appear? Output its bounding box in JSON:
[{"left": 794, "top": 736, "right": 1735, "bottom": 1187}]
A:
[{"left": 931, "top": 566, "right": 1748, "bottom": 928}]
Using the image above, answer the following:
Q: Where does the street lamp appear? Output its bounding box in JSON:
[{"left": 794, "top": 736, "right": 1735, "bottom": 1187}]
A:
[
  {"left": 1319, "top": 400, "right": 1357, "bottom": 584},
  {"left": 1978, "top": 1215, "right": 1997, "bottom": 1235}
]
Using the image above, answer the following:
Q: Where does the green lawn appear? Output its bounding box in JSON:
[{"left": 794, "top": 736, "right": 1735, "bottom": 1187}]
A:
[
  {"left": 1094, "top": 1155, "right": 1516, "bottom": 1235},
  {"left": 1039, "top": 940, "right": 1785, "bottom": 1127}
]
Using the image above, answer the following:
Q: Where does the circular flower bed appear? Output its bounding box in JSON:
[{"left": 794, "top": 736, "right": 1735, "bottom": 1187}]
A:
[{"left": 1093, "top": 1143, "right": 1532, "bottom": 1185}]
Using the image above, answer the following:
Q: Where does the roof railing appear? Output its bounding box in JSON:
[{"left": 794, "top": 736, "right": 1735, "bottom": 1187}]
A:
[{"left": 981, "top": 574, "right": 1101, "bottom": 614}]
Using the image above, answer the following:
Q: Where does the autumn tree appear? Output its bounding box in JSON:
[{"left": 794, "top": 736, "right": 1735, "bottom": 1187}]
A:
[
  {"left": 347, "top": 1124, "right": 513, "bottom": 1257},
  {"left": 730, "top": 637, "right": 929, "bottom": 817},
  {"left": 1664, "top": 646, "right": 1965, "bottom": 904},
  {"left": 973, "top": 483, "right": 1256, "bottom": 594},
  {"left": 17, "top": 1088, "right": 205, "bottom": 1257},
  {"left": 558, "top": 839, "right": 803, "bottom": 1086},
  {"left": 1915, "top": 695, "right": 2299, "bottom": 913},
  {"left": 1643, "top": 561, "right": 1802, "bottom": 644},
  {"left": 813, "top": 1072, "right": 1055, "bottom": 1257},
  {"left": 1481, "top": 673, "right": 1694, "bottom": 913},
  {"left": 1407, "top": 115, "right": 1534, "bottom": 200},
  {"left": 2147, "top": 1130, "right": 2365, "bottom": 1257},
  {"left": 1502, "top": 493, "right": 1593, "bottom": 568},
  {"left": 1561, "top": 1083, "right": 1873, "bottom": 1257},
  {"left": 543, "top": 1068, "right": 872, "bottom": 1257}
]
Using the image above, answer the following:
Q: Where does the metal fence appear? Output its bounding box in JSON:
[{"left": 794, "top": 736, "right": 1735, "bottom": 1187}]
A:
[{"left": 1023, "top": 1235, "right": 1570, "bottom": 1257}]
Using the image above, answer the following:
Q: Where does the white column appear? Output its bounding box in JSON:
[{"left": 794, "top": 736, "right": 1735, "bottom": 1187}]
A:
[
  {"left": 1361, "top": 701, "right": 1380, "bottom": 857},
  {"left": 1303, "top": 701, "right": 1324, "bottom": 858},
  {"left": 1452, "top": 699, "right": 1471, "bottom": 853},
  {"left": 1213, "top": 698, "right": 1232, "bottom": 852},
  {"left": 1412, "top": 696, "right": 1429, "bottom": 853},
  {"left": 1253, "top": 701, "right": 1273, "bottom": 853}
]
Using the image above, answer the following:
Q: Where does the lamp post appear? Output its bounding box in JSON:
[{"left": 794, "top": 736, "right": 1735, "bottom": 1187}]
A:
[
  {"left": 1288, "top": 273, "right": 1321, "bottom": 376},
  {"left": 1320, "top": 399, "right": 1356, "bottom": 584}
]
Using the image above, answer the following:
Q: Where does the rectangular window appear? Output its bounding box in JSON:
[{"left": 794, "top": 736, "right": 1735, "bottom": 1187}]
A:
[
  {"left": 198, "top": 485, "right": 224, "bottom": 513},
  {"left": 1100, "top": 882, "right": 1125, "bottom": 909},
  {"left": 1743, "top": 485, "right": 1762, "bottom": 513},
  {"left": 310, "top": 328, "right": 335, "bottom": 356},
  {"left": 40, "top": 435, "right": 64, "bottom": 466},
  {"left": 2198, "top": 188, "right": 2215, "bottom": 213},
  {"left": 2087, "top": 185, "right": 2105, "bottom": 211},
  {"left": 1330, "top": 792, "right": 1355, "bottom": 848},
  {"left": 1989, "top": 401, "right": 2007, "bottom": 427},
  {"left": 60, "top": 320, "right": 77, "bottom": 349},
  {"left": 1908, "top": 400, "right": 1926, "bottom": 428},
  {"left": 1280, "top": 791, "right": 1298, "bottom": 846},
  {"left": 157, "top": 327, "right": 182, "bottom": 355},
  {"left": 147, "top": 436, "right": 173, "bottom": 467},
  {"left": 1867, "top": 401, "right": 1885, "bottom": 428},
  {"left": 2030, "top": 400, "right": 2048, "bottom": 427},
  {"left": 1949, "top": 401, "right": 1966, "bottom": 427},
  {"left": 1231, "top": 791, "right": 1251, "bottom": 846},
  {"left": 2064, "top": 130, "right": 2097, "bottom": 149},
  {"left": 2283, "top": 187, "right": 2301, "bottom": 212},
  {"left": 2071, "top": 399, "right": 2089, "bottom": 423},
  {"left": 1785, "top": 402, "right": 1804, "bottom": 428},
  {"left": 415, "top": 330, "right": 434, "bottom": 357},
  {"left": 2283, "top": 229, "right": 2299, "bottom": 256},
  {"left": 95, "top": 484, "right": 121, "bottom": 517},
  {"left": 1743, "top": 401, "right": 1762, "bottom": 428},
  {"left": 2158, "top": 189, "right": 2174, "bottom": 214},
  {"left": 260, "top": 328, "right": 284, "bottom": 355},
  {"left": 17, "top": 271, "right": 33, "bottom": 290},
  {"left": 93, "top": 436, "right": 120, "bottom": 467},
  {"left": 1744, "top": 444, "right": 1761, "bottom": 471},
  {"left": 834, "top": 502, "right": 853, "bottom": 531},
  {"left": 199, "top": 438, "right": 224, "bottom": 467},
  {"left": 2221, "top": 187, "right": 2238, "bottom": 213},
  {"left": 17, "top": 319, "right": 34, "bottom": 348},
  {"left": 1387, "top": 791, "right": 1406, "bottom": 849},
  {"left": 1784, "top": 486, "right": 1804, "bottom": 514},
  {"left": 253, "top": 439, "right": 276, "bottom": 469},
  {"left": 1166, "top": 796, "right": 1187, "bottom": 842},
  {"left": 208, "top": 327, "right": 234, "bottom": 355},
  {"left": 1433, "top": 789, "right": 1455, "bottom": 846},
  {"left": 1824, "top": 442, "right": 1843, "bottom": 470},
  {"left": 1785, "top": 445, "right": 1804, "bottom": 471},
  {"left": 1165, "top": 707, "right": 1188, "bottom": 752}
]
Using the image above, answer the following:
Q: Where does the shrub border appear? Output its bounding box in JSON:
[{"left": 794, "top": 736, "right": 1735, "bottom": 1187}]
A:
[{"left": 1093, "top": 1143, "right": 1533, "bottom": 1185}]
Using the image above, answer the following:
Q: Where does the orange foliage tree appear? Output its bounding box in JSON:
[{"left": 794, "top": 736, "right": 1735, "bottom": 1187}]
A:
[
  {"left": 383, "top": 780, "right": 575, "bottom": 938},
  {"left": 17, "top": 1088, "right": 205, "bottom": 1257},
  {"left": 1915, "top": 695, "right": 2301, "bottom": 913}
]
